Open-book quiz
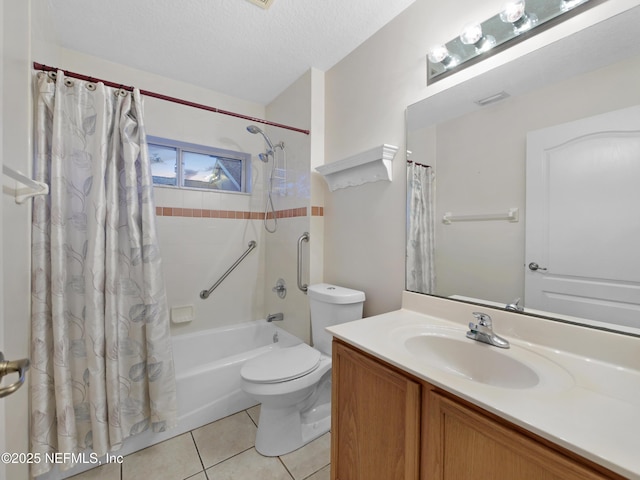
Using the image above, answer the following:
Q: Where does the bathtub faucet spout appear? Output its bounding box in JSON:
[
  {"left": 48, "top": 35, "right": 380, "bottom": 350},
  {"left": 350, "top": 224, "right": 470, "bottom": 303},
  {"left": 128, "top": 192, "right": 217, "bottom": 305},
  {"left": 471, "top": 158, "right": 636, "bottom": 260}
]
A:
[{"left": 267, "top": 313, "right": 284, "bottom": 322}]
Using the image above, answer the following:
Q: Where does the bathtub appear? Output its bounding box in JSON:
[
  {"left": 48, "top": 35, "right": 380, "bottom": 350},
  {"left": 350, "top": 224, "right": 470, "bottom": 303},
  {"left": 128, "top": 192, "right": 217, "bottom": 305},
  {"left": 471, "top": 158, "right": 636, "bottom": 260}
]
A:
[
  {"left": 52, "top": 319, "right": 301, "bottom": 480},
  {"left": 171, "top": 319, "right": 301, "bottom": 434}
]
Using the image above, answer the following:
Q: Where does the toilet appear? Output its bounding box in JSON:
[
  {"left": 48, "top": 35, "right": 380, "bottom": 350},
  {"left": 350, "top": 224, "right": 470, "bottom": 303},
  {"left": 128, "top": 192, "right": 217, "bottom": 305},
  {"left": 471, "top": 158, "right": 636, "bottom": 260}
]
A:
[{"left": 240, "top": 283, "right": 365, "bottom": 456}]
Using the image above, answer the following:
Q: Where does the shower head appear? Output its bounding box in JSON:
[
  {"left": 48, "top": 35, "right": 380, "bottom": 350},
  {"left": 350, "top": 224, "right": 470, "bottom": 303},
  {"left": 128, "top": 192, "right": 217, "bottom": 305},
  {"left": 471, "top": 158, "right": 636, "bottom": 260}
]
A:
[{"left": 246, "top": 124, "right": 275, "bottom": 154}]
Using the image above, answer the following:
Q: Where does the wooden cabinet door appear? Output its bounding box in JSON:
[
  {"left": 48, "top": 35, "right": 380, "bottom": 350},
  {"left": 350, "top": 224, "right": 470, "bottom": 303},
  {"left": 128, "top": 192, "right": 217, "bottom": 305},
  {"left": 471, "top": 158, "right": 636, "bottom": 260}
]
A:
[
  {"left": 332, "top": 340, "right": 421, "bottom": 480},
  {"left": 424, "top": 390, "right": 612, "bottom": 480}
]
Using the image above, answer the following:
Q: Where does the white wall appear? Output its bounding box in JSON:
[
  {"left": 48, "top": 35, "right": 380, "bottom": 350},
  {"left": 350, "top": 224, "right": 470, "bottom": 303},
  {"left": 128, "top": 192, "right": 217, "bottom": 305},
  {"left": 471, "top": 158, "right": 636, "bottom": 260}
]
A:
[
  {"left": 2, "top": 1, "right": 33, "bottom": 478},
  {"left": 324, "top": 0, "right": 640, "bottom": 317},
  {"left": 309, "top": 68, "right": 326, "bottom": 288}
]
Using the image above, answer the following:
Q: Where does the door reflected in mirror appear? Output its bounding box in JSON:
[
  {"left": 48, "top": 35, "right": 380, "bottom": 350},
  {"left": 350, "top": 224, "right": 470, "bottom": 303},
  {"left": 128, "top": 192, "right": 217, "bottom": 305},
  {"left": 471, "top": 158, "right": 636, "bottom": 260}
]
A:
[{"left": 524, "top": 106, "right": 640, "bottom": 330}]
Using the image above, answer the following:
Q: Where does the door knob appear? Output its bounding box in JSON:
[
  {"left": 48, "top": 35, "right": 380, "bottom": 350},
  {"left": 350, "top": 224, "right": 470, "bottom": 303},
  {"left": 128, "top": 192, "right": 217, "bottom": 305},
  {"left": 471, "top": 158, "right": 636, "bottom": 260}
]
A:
[
  {"left": 0, "top": 352, "right": 30, "bottom": 399},
  {"left": 528, "top": 262, "right": 548, "bottom": 271}
]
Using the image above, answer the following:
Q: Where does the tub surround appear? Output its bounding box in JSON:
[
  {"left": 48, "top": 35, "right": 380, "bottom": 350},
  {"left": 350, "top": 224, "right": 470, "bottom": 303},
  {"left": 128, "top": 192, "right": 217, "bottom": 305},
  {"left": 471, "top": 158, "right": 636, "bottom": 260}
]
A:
[{"left": 327, "top": 292, "right": 640, "bottom": 479}]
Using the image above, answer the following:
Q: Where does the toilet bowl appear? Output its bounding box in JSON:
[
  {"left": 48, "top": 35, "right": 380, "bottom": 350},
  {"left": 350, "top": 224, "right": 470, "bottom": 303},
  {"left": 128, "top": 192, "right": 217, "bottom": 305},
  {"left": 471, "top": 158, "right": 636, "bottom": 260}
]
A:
[{"left": 240, "top": 283, "right": 365, "bottom": 456}]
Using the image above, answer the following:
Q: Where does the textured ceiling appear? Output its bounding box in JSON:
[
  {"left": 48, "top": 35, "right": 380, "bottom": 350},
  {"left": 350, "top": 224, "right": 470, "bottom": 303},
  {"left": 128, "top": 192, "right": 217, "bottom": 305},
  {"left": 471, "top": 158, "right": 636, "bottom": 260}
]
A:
[{"left": 45, "top": 0, "right": 416, "bottom": 104}]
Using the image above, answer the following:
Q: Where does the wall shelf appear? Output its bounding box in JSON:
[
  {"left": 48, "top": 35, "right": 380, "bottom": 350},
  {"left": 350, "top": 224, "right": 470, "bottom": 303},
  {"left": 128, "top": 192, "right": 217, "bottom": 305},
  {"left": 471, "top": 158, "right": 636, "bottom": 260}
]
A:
[{"left": 316, "top": 144, "right": 398, "bottom": 191}]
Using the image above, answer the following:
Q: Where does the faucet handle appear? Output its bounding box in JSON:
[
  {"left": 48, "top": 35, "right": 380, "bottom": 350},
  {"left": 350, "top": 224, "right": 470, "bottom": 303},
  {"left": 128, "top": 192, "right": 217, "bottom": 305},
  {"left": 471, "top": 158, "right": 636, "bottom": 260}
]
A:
[
  {"left": 472, "top": 312, "right": 492, "bottom": 327},
  {"left": 271, "top": 278, "right": 287, "bottom": 299}
]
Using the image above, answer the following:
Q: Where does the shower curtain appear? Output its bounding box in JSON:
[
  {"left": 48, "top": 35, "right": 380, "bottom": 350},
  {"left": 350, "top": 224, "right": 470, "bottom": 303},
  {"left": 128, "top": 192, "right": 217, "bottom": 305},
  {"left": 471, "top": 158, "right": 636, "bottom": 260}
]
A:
[
  {"left": 406, "top": 162, "right": 435, "bottom": 294},
  {"left": 30, "top": 71, "right": 177, "bottom": 476}
]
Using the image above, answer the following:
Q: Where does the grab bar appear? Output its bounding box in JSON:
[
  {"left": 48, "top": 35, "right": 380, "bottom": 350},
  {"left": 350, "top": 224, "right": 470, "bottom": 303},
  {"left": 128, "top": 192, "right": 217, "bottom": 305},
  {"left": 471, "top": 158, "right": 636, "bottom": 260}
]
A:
[
  {"left": 297, "top": 232, "right": 309, "bottom": 293},
  {"left": 200, "top": 240, "right": 257, "bottom": 299},
  {"left": 0, "top": 352, "right": 30, "bottom": 399}
]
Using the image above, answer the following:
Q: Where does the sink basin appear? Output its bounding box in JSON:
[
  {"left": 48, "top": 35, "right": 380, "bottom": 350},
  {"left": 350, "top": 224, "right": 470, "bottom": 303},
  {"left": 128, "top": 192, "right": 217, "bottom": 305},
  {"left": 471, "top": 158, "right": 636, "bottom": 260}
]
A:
[
  {"left": 405, "top": 335, "right": 539, "bottom": 389},
  {"left": 391, "top": 325, "right": 574, "bottom": 391}
]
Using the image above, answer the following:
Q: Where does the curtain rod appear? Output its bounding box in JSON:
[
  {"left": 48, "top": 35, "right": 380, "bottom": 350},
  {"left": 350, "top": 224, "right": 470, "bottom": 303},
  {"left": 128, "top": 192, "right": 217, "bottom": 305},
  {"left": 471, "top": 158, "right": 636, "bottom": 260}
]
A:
[
  {"left": 33, "top": 62, "right": 310, "bottom": 136},
  {"left": 407, "top": 160, "right": 431, "bottom": 168}
]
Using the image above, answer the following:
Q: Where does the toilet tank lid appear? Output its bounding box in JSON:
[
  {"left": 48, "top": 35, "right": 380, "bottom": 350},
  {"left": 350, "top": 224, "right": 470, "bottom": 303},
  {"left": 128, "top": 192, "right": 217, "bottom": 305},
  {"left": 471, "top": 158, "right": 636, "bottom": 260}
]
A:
[{"left": 307, "top": 283, "right": 365, "bottom": 304}]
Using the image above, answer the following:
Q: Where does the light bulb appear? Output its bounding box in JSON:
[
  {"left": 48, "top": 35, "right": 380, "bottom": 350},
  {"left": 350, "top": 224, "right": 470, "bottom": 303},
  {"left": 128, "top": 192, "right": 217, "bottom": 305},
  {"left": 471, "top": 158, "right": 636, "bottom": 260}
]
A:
[
  {"left": 460, "top": 23, "right": 484, "bottom": 45},
  {"left": 500, "top": 0, "right": 526, "bottom": 23},
  {"left": 501, "top": 0, "right": 538, "bottom": 34},
  {"left": 428, "top": 45, "right": 449, "bottom": 63},
  {"left": 460, "top": 23, "right": 496, "bottom": 53},
  {"left": 428, "top": 45, "right": 459, "bottom": 69}
]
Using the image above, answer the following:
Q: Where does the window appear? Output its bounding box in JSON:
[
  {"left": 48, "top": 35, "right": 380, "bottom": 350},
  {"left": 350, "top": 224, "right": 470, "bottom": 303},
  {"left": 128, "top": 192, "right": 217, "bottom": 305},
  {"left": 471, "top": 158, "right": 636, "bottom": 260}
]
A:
[{"left": 147, "top": 136, "right": 251, "bottom": 193}]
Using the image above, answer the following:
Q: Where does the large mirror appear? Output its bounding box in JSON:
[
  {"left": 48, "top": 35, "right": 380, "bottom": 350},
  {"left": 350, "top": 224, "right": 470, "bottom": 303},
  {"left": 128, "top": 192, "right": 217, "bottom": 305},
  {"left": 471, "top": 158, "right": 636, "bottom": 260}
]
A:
[{"left": 406, "top": 4, "right": 640, "bottom": 336}]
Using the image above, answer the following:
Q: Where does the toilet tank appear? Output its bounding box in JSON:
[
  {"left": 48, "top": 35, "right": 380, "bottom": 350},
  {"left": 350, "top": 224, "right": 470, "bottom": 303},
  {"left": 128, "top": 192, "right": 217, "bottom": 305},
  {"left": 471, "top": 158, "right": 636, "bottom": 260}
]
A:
[{"left": 308, "top": 283, "right": 365, "bottom": 355}]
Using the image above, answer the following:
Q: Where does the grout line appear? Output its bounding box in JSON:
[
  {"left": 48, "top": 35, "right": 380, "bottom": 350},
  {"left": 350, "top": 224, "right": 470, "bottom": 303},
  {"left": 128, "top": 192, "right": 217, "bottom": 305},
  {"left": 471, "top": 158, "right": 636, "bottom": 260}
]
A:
[
  {"left": 184, "top": 471, "right": 207, "bottom": 480},
  {"left": 244, "top": 408, "right": 259, "bottom": 428},
  {"left": 300, "top": 463, "right": 331, "bottom": 480},
  {"left": 277, "top": 456, "right": 296, "bottom": 480},
  {"left": 204, "top": 445, "right": 255, "bottom": 470},
  {"left": 190, "top": 431, "right": 207, "bottom": 474}
]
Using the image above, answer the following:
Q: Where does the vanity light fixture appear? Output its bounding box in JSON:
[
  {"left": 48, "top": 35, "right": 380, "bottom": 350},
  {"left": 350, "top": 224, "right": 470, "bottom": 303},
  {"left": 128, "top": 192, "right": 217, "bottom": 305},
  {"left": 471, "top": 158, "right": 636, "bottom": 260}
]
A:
[{"left": 427, "top": 0, "right": 596, "bottom": 84}]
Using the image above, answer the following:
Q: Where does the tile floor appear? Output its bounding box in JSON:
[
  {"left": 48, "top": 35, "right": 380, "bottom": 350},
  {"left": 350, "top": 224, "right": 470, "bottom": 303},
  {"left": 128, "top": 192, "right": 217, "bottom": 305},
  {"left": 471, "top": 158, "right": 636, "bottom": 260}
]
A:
[{"left": 69, "top": 405, "right": 331, "bottom": 480}]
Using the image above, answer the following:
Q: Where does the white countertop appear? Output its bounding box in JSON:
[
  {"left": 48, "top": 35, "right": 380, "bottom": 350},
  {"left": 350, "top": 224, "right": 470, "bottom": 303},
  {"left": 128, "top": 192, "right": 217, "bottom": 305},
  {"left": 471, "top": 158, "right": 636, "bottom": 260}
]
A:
[{"left": 327, "top": 293, "right": 640, "bottom": 479}]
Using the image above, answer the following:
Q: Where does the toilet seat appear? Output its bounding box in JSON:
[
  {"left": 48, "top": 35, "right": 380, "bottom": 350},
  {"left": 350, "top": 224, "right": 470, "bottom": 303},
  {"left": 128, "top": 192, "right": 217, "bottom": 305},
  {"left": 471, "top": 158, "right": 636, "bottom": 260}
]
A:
[{"left": 241, "top": 344, "right": 321, "bottom": 384}]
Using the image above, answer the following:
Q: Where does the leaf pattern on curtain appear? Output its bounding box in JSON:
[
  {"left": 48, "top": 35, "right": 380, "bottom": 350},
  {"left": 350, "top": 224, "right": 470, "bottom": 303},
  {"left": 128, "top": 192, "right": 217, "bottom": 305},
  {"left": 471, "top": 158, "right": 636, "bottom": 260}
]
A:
[
  {"left": 30, "top": 71, "right": 177, "bottom": 476},
  {"left": 406, "top": 162, "right": 436, "bottom": 294}
]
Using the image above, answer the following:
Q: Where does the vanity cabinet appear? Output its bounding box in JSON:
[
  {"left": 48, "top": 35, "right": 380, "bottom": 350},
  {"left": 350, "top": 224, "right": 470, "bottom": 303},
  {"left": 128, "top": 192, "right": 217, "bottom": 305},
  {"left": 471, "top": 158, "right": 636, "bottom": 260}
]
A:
[
  {"left": 331, "top": 340, "right": 421, "bottom": 480},
  {"left": 331, "top": 339, "right": 623, "bottom": 480},
  {"left": 423, "top": 388, "right": 615, "bottom": 480}
]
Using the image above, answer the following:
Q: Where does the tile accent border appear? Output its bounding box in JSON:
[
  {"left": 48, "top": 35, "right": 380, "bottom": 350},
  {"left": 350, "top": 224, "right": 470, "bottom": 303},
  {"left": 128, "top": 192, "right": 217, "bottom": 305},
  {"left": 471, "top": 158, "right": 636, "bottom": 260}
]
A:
[{"left": 155, "top": 206, "right": 324, "bottom": 219}]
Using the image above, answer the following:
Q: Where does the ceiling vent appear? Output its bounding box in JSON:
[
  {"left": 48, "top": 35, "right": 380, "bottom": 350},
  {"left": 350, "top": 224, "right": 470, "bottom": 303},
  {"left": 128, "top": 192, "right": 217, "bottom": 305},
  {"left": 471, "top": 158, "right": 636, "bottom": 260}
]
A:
[
  {"left": 475, "top": 91, "right": 511, "bottom": 106},
  {"left": 246, "top": 0, "right": 275, "bottom": 9}
]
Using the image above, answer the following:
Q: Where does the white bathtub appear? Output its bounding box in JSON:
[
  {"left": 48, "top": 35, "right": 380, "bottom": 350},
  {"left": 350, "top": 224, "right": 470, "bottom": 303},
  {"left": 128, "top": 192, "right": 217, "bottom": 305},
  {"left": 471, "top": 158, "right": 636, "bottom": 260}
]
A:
[
  {"left": 171, "top": 319, "right": 301, "bottom": 434},
  {"left": 51, "top": 319, "right": 301, "bottom": 480}
]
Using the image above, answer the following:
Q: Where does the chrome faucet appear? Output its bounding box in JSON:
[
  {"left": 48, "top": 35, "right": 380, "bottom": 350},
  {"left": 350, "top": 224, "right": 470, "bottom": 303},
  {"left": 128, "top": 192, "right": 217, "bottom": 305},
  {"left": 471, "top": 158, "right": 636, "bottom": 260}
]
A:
[
  {"left": 267, "top": 312, "right": 284, "bottom": 322},
  {"left": 466, "top": 312, "right": 510, "bottom": 349},
  {"left": 505, "top": 297, "right": 524, "bottom": 312}
]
